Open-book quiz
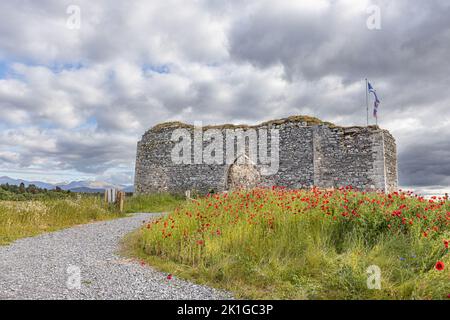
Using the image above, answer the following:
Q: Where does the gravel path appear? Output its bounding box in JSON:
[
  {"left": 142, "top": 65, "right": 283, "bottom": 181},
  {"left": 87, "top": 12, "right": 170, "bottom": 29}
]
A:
[{"left": 0, "top": 213, "right": 232, "bottom": 300}]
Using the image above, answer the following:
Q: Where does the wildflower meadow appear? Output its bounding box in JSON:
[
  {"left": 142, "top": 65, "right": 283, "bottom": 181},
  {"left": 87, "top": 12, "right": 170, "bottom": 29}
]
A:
[{"left": 129, "top": 187, "right": 450, "bottom": 299}]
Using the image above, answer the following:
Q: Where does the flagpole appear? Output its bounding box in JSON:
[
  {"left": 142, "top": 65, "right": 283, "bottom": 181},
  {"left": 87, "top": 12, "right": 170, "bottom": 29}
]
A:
[{"left": 365, "top": 78, "right": 369, "bottom": 126}]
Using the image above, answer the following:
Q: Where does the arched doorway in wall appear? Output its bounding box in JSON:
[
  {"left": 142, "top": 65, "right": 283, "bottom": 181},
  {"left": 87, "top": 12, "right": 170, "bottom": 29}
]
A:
[{"left": 226, "top": 154, "right": 261, "bottom": 191}]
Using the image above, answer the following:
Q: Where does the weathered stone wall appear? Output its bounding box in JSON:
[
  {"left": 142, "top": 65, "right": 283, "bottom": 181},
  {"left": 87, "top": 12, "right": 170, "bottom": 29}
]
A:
[
  {"left": 135, "top": 127, "right": 229, "bottom": 194},
  {"left": 134, "top": 116, "right": 398, "bottom": 194},
  {"left": 383, "top": 131, "right": 398, "bottom": 193}
]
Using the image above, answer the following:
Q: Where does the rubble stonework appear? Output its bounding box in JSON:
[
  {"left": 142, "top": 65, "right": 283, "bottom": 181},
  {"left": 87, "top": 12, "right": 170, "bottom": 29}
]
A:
[{"left": 134, "top": 116, "right": 398, "bottom": 194}]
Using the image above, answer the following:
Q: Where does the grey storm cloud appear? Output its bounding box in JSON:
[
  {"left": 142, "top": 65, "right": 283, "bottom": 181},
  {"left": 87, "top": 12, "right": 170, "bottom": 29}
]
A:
[
  {"left": 399, "top": 131, "right": 450, "bottom": 187},
  {"left": 229, "top": 0, "right": 450, "bottom": 83},
  {"left": 0, "top": 0, "right": 449, "bottom": 192}
]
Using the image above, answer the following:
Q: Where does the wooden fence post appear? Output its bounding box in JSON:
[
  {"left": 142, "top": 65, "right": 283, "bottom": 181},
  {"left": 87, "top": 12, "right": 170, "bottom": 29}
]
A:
[
  {"left": 104, "top": 189, "right": 125, "bottom": 212},
  {"left": 117, "top": 191, "right": 125, "bottom": 213}
]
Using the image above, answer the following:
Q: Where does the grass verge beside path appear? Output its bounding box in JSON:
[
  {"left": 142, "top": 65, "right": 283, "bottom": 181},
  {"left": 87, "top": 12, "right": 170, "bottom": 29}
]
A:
[
  {"left": 0, "top": 196, "right": 125, "bottom": 245},
  {"left": 1, "top": 193, "right": 186, "bottom": 246}
]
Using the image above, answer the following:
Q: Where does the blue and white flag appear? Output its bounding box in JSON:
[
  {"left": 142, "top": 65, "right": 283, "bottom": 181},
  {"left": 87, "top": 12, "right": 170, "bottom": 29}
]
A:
[{"left": 368, "top": 82, "right": 380, "bottom": 118}]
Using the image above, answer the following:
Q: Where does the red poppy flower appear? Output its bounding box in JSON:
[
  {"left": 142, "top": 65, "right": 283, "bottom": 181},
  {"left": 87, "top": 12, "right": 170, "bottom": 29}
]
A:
[
  {"left": 167, "top": 274, "right": 173, "bottom": 280},
  {"left": 444, "top": 240, "right": 449, "bottom": 249},
  {"left": 435, "top": 261, "right": 445, "bottom": 271}
]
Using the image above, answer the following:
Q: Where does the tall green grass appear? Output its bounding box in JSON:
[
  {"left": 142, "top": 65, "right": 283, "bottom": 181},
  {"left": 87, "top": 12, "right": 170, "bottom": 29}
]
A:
[
  {"left": 0, "top": 193, "right": 185, "bottom": 246},
  {"left": 124, "top": 193, "right": 186, "bottom": 213},
  {"left": 0, "top": 196, "right": 125, "bottom": 245},
  {"left": 125, "top": 188, "right": 450, "bottom": 299}
]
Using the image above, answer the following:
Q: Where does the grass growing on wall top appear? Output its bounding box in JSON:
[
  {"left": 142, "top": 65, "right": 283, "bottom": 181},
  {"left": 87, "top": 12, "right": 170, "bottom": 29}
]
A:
[
  {"left": 124, "top": 187, "right": 450, "bottom": 299},
  {"left": 149, "top": 115, "right": 338, "bottom": 133}
]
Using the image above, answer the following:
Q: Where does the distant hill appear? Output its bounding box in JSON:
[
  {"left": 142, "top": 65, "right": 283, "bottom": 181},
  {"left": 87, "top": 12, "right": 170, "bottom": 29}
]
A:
[
  {"left": 56, "top": 180, "right": 119, "bottom": 191},
  {"left": 68, "top": 187, "right": 105, "bottom": 193},
  {"left": 0, "top": 176, "right": 56, "bottom": 190},
  {"left": 0, "top": 176, "right": 133, "bottom": 193}
]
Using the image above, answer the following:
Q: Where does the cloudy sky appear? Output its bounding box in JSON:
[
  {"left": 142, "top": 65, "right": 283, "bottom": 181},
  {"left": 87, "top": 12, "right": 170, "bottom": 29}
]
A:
[{"left": 0, "top": 0, "right": 449, "bottom": 194}]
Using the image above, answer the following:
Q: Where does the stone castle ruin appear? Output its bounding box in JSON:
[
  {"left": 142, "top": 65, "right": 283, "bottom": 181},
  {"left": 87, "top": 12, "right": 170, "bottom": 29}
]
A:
[{"left": 134, "top": 116, "right": 398, "bottom": 194}]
